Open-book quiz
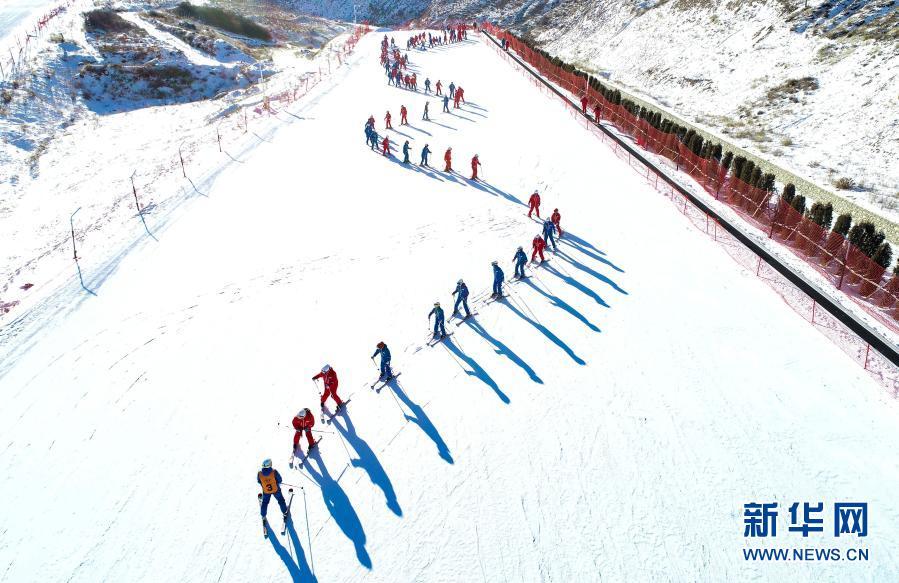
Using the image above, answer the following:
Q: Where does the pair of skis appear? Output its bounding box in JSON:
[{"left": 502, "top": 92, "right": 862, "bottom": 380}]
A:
[
  {"left": 320, "top": 400, "right": 349, "bottom": 424},
  {"left": 289, "top": 436, "right": 322, "bottom": 470},
  {"left": 258, "top": 487, "right": 294, "bottom": 538},
  {"left": 371, "top": 372, "right": 401, "bottom": 392}
]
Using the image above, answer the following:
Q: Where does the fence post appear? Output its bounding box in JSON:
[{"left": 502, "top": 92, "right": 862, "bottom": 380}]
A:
[
  {"left": 864, "top": 344, "right": 871, "bottom": 370},
  {"left": 178, "top": 142, "right": 186, "bottom": 177}
]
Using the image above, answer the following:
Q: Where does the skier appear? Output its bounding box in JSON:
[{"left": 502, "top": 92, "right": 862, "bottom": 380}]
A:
[
  {"left": 420, "top": 143, "right": 431, "bottom": 166},
  {"left": 402, "top": 140, "right": 411, "bottom": 164},
  {"left": 527, "top": 189, "right": 541, "bottom": 218},
  {"left": 364, "top": 123, "right": 374, "bottom": 147},
  {"left": 452, "top": 278, "right": 471, "bottom": 318},
  {"left": 385, "top": 110, "right": 392, "bottom": 129},
  {"left": 424, "top": 78, "right": 431, "bottom": 93},
  {"left": 442, "top": 94, "right": 450, "bottom": 113},
  {"left": 370, "top": 128, "right": 380, "bottom": 151},
  {"left": 422, "top": 101, "right": 430, "bottom": 121},
  {"left": 371, "top": 341, "right": 393, "bottom": 380},
  {"left": 456, "top": 86, "right": 465, "bottom": 104},
  {"left": 436, "top": 80, "right": 443, "bottom": 95},
  {"left": 531, "top": 234, "right": 547, "bottom": 263},
  {"left": 429, "top": 301, "right": 446, "bottom": 338},
  {"left": 400, "top": 105, "right": 408, "bottom": 125},
  {"left": 448, "top": 82, "right": 456, "bottom": 99},
  {"left": 580, "top": 95, "right": 588, "bottom": 115},
  {"left": 292, "top": 407, "right": 316, "bottom": 452},
  {"left": 444, "top": 147, "right": 452, "bottom": 172},
  {"left": 551, "top": 208, "right": 563, "bottom": 238},
  {"left": 453, "top": 88, "right": 461, "bottom": 109},
  {"left": 258, "top": 459, "right": 289, "bottom": 527},
  {"left": 513, "top": 245, "right": 528, "bottom": 279},
  {"left": 593, "top": 103, "right": 602, "bottom": 123},
  {"left": 312, "top": 364, "right": 344, "bottom": 409},
  {"left": 491, "top": 260, "right": 505, "bottom": 299},
  {"left": 381, "top": 136, "right": 391, "bottom": 156},
  {"left": 470, "top": 154, "right": 481, "bottom": 180},
  {"left": 542, "top": 219, "right": 558, "bottom": 251}
]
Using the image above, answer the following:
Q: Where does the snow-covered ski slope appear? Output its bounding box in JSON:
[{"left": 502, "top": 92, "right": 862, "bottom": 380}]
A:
[{"left": 1, "top": 30, "right": 898, "bottom": 582}]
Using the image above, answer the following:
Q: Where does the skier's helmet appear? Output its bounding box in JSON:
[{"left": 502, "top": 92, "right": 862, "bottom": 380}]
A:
[
  {"left": 554, "top": 208, "right": 558, "bottom": 212},
  {"left": 491, "top": 260, "right": 498, "bottom": 265},
  {"left": 458, "top": 279, "right": 464, "bottom": 284},
  {"left": 377, "top": 341, "right": 386, "bottom": 349},
  {"left": 518, "top": 246, "right": 523, "bottom": 251},
  {"left": 262, "top": 458, "right": 273, "bottom": 469},
  {"left": 434, "top": 301, "right": 440, "bottom": 307},
  {"left": 322, "top": 364, "right": 331, "bottom": 373}
]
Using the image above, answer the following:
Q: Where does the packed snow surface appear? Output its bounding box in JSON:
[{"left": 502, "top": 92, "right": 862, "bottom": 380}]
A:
[{"left": 1, "top": 30, "right": 897, "bottom": 582}]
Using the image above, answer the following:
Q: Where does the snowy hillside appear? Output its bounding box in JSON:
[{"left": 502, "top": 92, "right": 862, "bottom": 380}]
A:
[
  {"left": 287, "top": 0, "right": 899, "bottom": 223},
  {"left": 1, "top": 30, "right": 896, "bottom": 582}
]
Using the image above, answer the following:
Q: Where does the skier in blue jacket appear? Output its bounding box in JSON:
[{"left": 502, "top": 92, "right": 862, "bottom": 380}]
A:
[
  {"left": 257, "top": 459, "right": 289, "bottom": 526},
  {"left": 542, "top": 219, "right": 557, "bottom": 251},
  {"left": 429, "top": 301, "right": 446, "bottom": 338},
  {"left": 442, "top": 94, "right": 450, "bottom": 113},
  {"left": 513, "top": 246, "right": 528, "bottom": 279},
  {"left": 491, "top": 261, "right": 505, "bottom": 298},
  {"left": 402, "top": 140, "right": 411, "bottom": 164},
  {"left": 452, "top": 279, "right": 471, "bottom": 318},
  {"left": 371, "top": 341, "right": 393, "bottom": 380},
  {"left": 420, "top": 144, "right": 431, "bottom": 166}
]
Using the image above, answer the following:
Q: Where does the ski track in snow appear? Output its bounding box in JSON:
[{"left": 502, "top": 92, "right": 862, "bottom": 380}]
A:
[{"left": 0, "top": 30, "right": 897, "bottom": 582}]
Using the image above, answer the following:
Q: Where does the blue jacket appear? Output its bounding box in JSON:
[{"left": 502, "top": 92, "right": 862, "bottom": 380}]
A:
[
  {"left": 453, "top": 282, "right": 469, "bottom": 298},
  {"left": 372, "top": 345, "right": 391, "bottom": 361},
  {"left": 421, "top": 146, "right": 431, "bottom": 157},
  {"left": 403, "top": 142, "right": 410, "bottom": 155},
  {"left": 542, "top": 220, "right": 555, "bottom": 236},
  {"left": 443, "top": 96, "right": 449, "bottom": 105},
  {"left": 257, "top": 468, "right": 282, "bottom": 486},
  {"left": 449, "top": 83, "right": 455, "bottom": 95},
  {"left": 429, "top": 306, "right": 445, "bottom": 321},
  {"left": 514, "top": 249, "right": 527, "bottom": 265},
  {"left": 493, "top": 264, "right": 504, "bottom": 282}
]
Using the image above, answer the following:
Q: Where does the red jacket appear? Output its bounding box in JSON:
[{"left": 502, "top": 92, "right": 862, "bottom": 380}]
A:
[
  {"left": 529, "top": 193, "right": 540, "bottom": 207},
  {"left": 551, "top": 211, "right": 561, "bottom": 225},
  {"left": 532, "top": 236, "right": 546, "bottom": 251},
  {"left": 471, "top": 156, "right": 479, "bottom": 168},
  {"left": 293, "top": 410, "right": 315, "bottom": 431},
  {"left": 313, "top": 368, "right": 338, "bottom": 391},
  {"left": 444, "top": 149, "right": 452, "bottom": 163},
  {"left": 400, "top": 106, "right": 407, "bottom": 116}
]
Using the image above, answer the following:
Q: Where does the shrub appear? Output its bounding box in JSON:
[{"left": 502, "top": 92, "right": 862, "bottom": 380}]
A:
[
  {"left": 721, "top": 151, "right": 733, "bottom": 171},
  {"left": 84, "top": 9, "right": 136, "bottom": 34},
  {"left": 173, "top": 2, "right": 272, "bottom": 41},
  {"left": 873, "top": 242, "right": 893, "bottom": 269},
  {"left": 807, "top": 202, "right": 834, "bottom": 229},
  {"left": 834, "top": 176, "right": 856, "bottom": 190},
  {"left": 791, "top": 194, "right": 806, "bottom": 214},
  {"left": 833, "top": 213, "right": 852, "bottom": 237},
  {"left": 847, "top": 221, "right": 885, "bottom": 258},
  {"left": 782, "top": 183, "right": 796, "bottom": 205}
]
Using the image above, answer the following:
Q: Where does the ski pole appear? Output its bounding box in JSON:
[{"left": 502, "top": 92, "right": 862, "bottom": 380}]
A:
[{"left": 302, "top": 486, "right": 315, "bottom": 576}]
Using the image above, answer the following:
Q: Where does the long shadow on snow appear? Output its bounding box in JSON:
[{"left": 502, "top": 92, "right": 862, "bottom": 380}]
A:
[
  {"left": 462, "top": 318, "right": 543, "bottom": 384},
  {"left": 500, "top": 299, "right": 586, "bottom": 365},
  {"left": 542, "top": 263, "right": 609, "bottom": 308},
  {"left": 560, "top": 236, "right": 624, "bottom": 273},
  {"left": 468, "top": 178, "right": 525, "bottom": 206},
  {"left": 555, "top": 250, "right": 628, "bottom": 295},
  {"left": 330, "top": 410, "right": 402, "bottom": 517},
  {"left": 383, "top": 154, "right": 447, "bottom": 183},
  {"left": 460, "top": 107, "right": 487, "bottom": 118},
  {"left": 304, "top": 449, "right": 373, "bottom": 569},
  {"left": 389, "top": 378, "right": 454, "bottom": 464},
  {"left": 441, "top": 337, "right": 510, "bottom": 404},
  {"left": 407, "top": 124, "right": 433, "bottom": 136},
  {"left": 268, "top": 519, "right": 317, "bottom": 583},
  {"left": 389, "top": 127, "right": 415, "bottom": 140},
  {"left": 521, "top": 277, "right": 601, "bottom": 333},
  {"left": 426, "top": 119, "right": 458, "bottom": 132},
  {"left": 447, "top": 111, "right": 476, "bottom": 123}
]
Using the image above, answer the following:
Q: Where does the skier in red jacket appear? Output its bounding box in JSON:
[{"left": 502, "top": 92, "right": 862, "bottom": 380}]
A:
[
  {"left": 384, "top": 110, "right": 392, "bottom": 129},
  {"left": 400, "top": 105, "right": 408, "bottom": 125},
  {"left": 453, "top": 87, "right": 461, "bottom": 109},
  {"left": 381, "top": 136, "right": 391, "bottom": 156},
  {"left": 551, "top": 208, "right": 562, "bottom": 238},
  {"left": 444, "top": 147, "right": 453, "bottom": 172},
  {"left": 312, "top": 364, "right": 344, "bottom": 409},
  {"left": 470, "top": 154, "right": 481, "bottom": 180},
  {"left": 527, "top": 190, "right": 541, "bottom": 218},
  {"left": 593, "top": 104, "right": 602, "bottom": 122},
  {"left": 435, "top": 80, "right": 443, "bottom": 95},
  {"left": 580, "top": 95, "right": 588, "bottom": 115},
  {"left": 531, "top": 235, "right": 547, "bottom": 263},
  {"left": 292, "top": 407, "right": 316, "bottom": 451}
]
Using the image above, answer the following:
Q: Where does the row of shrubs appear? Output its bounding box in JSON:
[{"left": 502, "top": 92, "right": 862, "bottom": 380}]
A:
[{"left": 515, "top": 35, "right": 899, "bottom": 281}]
